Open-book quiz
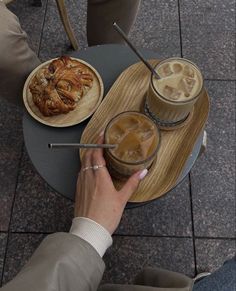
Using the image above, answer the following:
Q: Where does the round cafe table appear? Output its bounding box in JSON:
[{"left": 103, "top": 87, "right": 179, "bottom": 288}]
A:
[{"left": 23, "top": 44, "right": 203, "bottom": 208}]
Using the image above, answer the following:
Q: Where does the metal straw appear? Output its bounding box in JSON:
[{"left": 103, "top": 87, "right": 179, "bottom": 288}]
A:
[
  {"left": 48, "top": 143, "right": 117, "bottom": 149},
  {"left": 113, "top": 22, "right": 160, "bottom": 79}
]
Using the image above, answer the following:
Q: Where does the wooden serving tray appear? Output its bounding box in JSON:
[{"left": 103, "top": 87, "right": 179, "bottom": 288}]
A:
[{"left": 81, "top": 60, "right": 210, "bottom": 203}]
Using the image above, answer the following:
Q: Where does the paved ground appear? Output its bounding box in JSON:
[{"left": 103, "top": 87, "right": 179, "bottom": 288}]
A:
[{"left": 0, "top": 0, "right": 235, "bottom": 287}]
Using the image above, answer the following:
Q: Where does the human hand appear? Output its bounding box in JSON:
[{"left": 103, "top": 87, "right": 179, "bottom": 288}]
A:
[{"left": 74, "top": 133, "right": 148, "bottom": 235}]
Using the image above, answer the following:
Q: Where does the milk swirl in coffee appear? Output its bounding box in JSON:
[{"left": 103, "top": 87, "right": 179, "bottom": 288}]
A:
[
  {"left": 105, "top": 112, "right": 160, "bottom": 179},
  {"left": 106, "top": 113, "right": 158, "bottom": 163},
  {"left": 153, "top": 59, "right": 203, "bottom": 102}
]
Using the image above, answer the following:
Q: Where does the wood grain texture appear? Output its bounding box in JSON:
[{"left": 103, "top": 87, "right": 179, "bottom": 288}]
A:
[
  {"left": 23, "top": 58, "right": 104, "bottom": 127},
  {"left": 81, "top": 60, "right": 210, "bottom": 203}
]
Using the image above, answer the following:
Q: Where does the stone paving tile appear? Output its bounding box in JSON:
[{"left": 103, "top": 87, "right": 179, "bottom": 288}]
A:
[
  {"left": 10, "top": 148, "right": 74, "bottom": 233},
  {"left": 2, "top": 233, "right": 46, "bottom": 285},
  {"left": 39, "top": 0, "right": 87, "bottom": 61},
  {"left": 0, "top": 233, "right": 8, "bottom": 287},
  {"left": 195, "top": 238, "right": 236, "bottom": 273},
  {"left": 180, "top": 0, "right": 236, "bottom": 80},
  {"left": 129, "top": 0, "right": 181, "bottom": 58},
  {"left": 0, "top": 100, "right": 23, "bottom": 232},
  {"left": 7, "top": 0, "right": 47, "bottom": 54},
  {"left": 190, "top": 81, "right": 235, "bottom": 237},
  {"left": 116, "top": 176, "right": 192, "bottom": 237},
  {"left": 102, "top": 236, "right": 195, "bottom": 284}
]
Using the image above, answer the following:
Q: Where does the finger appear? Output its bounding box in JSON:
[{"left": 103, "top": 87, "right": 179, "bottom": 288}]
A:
[
  {"left": 119, "top": 169, "right": 148, "bottom": 202},
  {"left": 80, "top": 149, "right": 94, "bottom": 179},
  {"left": 81, "top": 148, "right": 93, "bottom": 167},
  {"left": 92, "top": 132, "right": 106, "bottom": 166},
  {"left": 94, "top": 165, "right": 115, "bottom": 186}
]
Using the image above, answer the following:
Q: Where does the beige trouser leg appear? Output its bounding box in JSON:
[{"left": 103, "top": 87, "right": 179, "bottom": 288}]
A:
[
  {"left": 99, "top": 267, "right": 193, "bottom": 291},
  {"left": 87, "top": 0, "right": 141, "bottom": 46},
  {"left": 0, "top": 1, "right": 40, "bottom": 106}
]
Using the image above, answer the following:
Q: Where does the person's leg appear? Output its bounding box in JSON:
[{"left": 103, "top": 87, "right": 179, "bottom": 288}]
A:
[
  {"left": 99, "top": 267, "right": 193, "bottom": 290},
  {"left": 87, "top": 0, "right": 141, "bottom": 46},
  {"left": 193, "top": 257, "right": 236, "bottom": 291},
  {"left": 134, "top": 267, "right": 193, "bottom": 290},
  {"left": 0, "top": 1, "right": 40, "bottom": 106}
]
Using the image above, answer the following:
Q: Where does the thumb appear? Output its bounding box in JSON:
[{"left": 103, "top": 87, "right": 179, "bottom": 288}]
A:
[{"left": 119, "top": 169, "right": 148, "bottom": 201}]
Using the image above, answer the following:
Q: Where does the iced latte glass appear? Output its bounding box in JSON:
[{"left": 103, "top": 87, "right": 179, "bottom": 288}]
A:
[
  {"left": 146, "top": 58, "right": 204, "bottom": 126},
  {"left": 104, "top": 111, "right": 161, "bottom": 180}
]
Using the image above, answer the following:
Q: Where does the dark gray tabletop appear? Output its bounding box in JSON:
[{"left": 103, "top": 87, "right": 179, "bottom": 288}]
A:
[{"left": 23, "top": 44, "right": 203, "bottom": 207}]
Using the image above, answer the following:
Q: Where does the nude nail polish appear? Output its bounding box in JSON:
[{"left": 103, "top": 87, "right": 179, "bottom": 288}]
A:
[{"left": 139, "top": 169, "right": 148, "bottom": 180}]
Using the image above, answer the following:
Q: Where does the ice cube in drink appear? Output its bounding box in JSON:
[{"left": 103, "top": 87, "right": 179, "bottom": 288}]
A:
[
  {"left": 104, "top": 111, "right": 161, "bottom": 179},
  {"left": 146, "top": 58, "right": 203, "bottom": 125}
]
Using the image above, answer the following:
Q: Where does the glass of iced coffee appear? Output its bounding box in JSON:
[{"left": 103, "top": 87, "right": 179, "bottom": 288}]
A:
[
  {"left": 145, "top": 58, "right": 203, "bottom": 126},
  {"left": 104, "top": 111, "right": 161, "bottom": 180}
]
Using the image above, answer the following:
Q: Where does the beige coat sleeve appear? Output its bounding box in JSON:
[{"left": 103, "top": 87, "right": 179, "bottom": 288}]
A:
[
  {"left": 0, "top": 1, "right": 40, "bottom": 106},
  {"left": 1, "top": 233, "right": 105, "bottom": 291}
]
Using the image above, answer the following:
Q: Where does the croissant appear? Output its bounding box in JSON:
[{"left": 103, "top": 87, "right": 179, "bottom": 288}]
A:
[{"left": 29, "top": 56, "right": 94, "bottom": 116}]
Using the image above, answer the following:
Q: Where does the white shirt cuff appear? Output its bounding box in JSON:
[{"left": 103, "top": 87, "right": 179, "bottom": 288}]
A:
[{"left": 69, "top": 217, "right": 113, "bottom": 257}]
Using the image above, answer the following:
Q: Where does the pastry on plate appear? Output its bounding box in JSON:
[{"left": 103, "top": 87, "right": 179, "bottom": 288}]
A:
[{"left": 29, "top": 56, "right": 94, "bottom": 116}]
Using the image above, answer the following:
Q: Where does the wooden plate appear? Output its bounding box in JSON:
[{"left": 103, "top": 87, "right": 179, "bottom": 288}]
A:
[
  {"left": 81, "top": 60, "right": 210, "bottom": 203},
  {"left": 23, "top": 58, "right": 104, "bottom": 127}
]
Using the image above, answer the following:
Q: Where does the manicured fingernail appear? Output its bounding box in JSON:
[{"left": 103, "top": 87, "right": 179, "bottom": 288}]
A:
[
  {"left": 99, "top": 131, "right": 104, "bottom": 136},
  {"left": 139, "top": 169, "right": 148, "bottom": 180}
]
